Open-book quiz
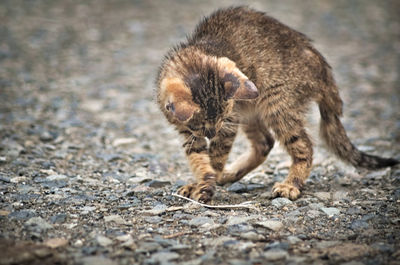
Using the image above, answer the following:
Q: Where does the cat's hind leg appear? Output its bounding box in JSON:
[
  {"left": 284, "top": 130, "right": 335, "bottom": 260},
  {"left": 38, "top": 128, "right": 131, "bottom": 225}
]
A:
[
  {"left": 217, "top": 119, "right": 275, "bottom": 185},
  {"left": 271, "top": 120, "right": 313, "bottom": 200}
]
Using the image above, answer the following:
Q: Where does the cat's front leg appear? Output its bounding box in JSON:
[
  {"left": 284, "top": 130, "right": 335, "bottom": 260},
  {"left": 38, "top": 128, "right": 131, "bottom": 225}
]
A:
[
  {"left": 176, "top": 129, "right": 217, "bottom": 203},
  {"left": 208, "top": 123, "right": 238, "bottom": 180}
]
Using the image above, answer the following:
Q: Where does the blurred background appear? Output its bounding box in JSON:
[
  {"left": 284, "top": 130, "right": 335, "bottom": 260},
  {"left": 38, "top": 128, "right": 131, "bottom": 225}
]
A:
[{"left": 0, "top": 0, "right": 399, "bottom": 176}]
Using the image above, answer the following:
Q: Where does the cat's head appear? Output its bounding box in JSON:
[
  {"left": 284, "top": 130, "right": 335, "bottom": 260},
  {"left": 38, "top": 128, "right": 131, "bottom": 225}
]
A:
[{"left": 159, "top": 56, "right": 258, "bottom": 138}]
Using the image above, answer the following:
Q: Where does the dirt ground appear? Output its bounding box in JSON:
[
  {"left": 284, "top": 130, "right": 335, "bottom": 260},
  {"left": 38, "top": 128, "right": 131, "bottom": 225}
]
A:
[{"left": 1, "top": 1, "right": 399, "bottom": 264}]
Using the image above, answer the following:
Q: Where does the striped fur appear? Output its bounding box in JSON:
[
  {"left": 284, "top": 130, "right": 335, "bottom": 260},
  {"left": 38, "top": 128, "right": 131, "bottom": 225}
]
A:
[{"left": 156, "top": 7, "right": 398, "bottom": 202}]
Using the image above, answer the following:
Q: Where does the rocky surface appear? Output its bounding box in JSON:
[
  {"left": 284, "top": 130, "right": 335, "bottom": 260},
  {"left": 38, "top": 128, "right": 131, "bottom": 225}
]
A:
[{"left": 1, "top": 1, "right": 399, "bottom": 265}]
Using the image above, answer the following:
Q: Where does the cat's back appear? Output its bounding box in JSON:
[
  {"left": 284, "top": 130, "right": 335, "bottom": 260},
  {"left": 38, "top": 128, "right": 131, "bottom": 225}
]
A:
[{"left": 190, "top": 6, "right": 311, "bottom": 52}]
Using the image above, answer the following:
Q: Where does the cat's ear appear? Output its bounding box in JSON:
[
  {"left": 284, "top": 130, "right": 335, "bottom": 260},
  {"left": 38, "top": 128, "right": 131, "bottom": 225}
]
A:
[
  {"left": 217, "top": 57, "right": 259, "bottom": 100},
  {"left": 161, "top": 77, "right": 199, "bottom": 122}
]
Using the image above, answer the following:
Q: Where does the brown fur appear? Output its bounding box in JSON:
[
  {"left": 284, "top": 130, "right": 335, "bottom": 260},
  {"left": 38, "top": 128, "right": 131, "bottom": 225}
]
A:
[{"left": 156, "top": 6, "right": 398, "bottom": 202}]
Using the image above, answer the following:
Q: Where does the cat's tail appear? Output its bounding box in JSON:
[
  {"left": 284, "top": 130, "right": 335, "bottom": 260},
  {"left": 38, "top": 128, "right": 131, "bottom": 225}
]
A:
[{"left": 318, "top": 91, "right": 398, "bottom": 169}]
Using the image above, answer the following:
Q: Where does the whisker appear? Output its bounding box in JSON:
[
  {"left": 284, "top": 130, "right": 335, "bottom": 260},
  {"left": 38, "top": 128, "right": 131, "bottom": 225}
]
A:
[{"left": 187, "top": 136, "right": 195, "bottom": 154}]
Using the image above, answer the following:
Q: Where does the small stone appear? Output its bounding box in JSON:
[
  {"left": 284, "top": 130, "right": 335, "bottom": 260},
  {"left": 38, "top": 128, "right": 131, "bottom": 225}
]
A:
[
  {"left": 308, "top": 202, "right": 324, "bottom": 210},
  {"left": 145, "top": 216, "right": 162, "bottom": 224},
  {"left": 265, "top": 241, "right": 290, "bottom": 250},
  {"left": 228, "top": 259, "right": 251, "bottom": 265},
  {"left": 346, "top": 207, "right": 362, "bottom": 215},
  {"left": 287, "top": 236, "right": 302, "bottom": 245},
  {"left": 317, "top": 240, "right": 340, "bottom": 249},
  {"left": 44, "top": 238, "right": 68, "bottom": 248},
  {"left": 81, "top": 256, "right": 118, "bottom": 265},
  {"left": 320, "top": 207, "right": 340, "bottom": 217},
  {"left": 246, "top": 183, "right": 265, "bottom": 191},
  {"left": 150, "top": 251, "right": 180, "bottom": 262},
  {"left": 227, "top": 182, "right": 247, "bottom": 193},
  {"left": 271, "top": 197, "right": 292, "bottom": 208},
  {"left": 332, "top": 190, "right": 349, "bottom": 201},
  {"left": 10, "top": 176, "right": 28, "bottom": 183},
  {"left": 0, "top": 173, "right": 11, "bottom": 182},
  {"left": 365, "top": 168, "right": 390, "bottom": 179},
  {"left": 239, "top": 231, "right": 264, "bottom": 241},
  {"left": 325, "top": 243, "right": 372, "bottom": 261},
  {"left": 145, "top": 180, "right": 171, "bottom": 188},
  {"left": 143, "top": 204, "right": 167, "bottom": 216},
  {"left": 0, "top": 210, "right": 10, "bottom": 216},
  {"left": 350, "top": 219, "right": 369, "bottom": 231},
  {"left": 112, "top": 138, "right": 137, "bottom": 147},
  {"left": 9, "top": 210, "right": 36, "bottom": 221},
  {"left": 40, "top": 131, "right": 54, "bottom": 142},
  {"left": 116, "top": 234, "right": 132, "bottom": 242},
  {"left": 189, "top": 217, "right": 214, "bottom": 227},
  {"left": 226, "top": 216, "right": 254, "bottom": 226},
  {"left": 50, "top": 214, "right": 67, "bottom": 224},
  {"left": 136, "top": 242, "right": 161, "bottom": 253},
  {"left": 104, "top": 214, "right": 125, "bottom": 224},
  {"left": 256, "top": 220, "right": 283, "bottom": 231},
  {"left": 262, "top": 249, "right": 288, "bottom": 261},
  {"left": 46, "top": 174, "right": 68, "bottom": 181},
  {"left": 314, "top": 192, "right": 331, "bottom": 201},
  {"left": 74, "top": 239, "right": 83, "bottom": 247},
  {"left": 81, "top": 206, "right": 96, "bottom": 215},
  {"left": 25, "top": 217, "right": 53, "bottom": 231},
  {"left": 307, "top": 210, "right": 322, "bottom": 219},
  {"left": 96, "top": 235, "right": 113, "bottom": 247}
]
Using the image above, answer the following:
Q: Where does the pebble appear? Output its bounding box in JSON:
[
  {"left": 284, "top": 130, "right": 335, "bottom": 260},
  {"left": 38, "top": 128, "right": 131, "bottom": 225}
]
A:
[
  {"left": 44, "top": 237, "right": 68, "bottom": 248},
  {"left": 270, "top": 197, "right": 292, "bottom": 208},
  {"left": 307, "top": 210, "right": 322, "bottom": 219},
  {"left": 145, "top": 216, "right": 163, "bottom": 224},
  {"left": 25, "top": 217, "right": 53, "bottom": 231},
  {"left": 189, "top": 217, "right": 214, "bottom": 227},
  {"left": 96, "top": 235, "right": 113, "bottom": 247},
  {"left": 74, "top": 239, "right": 83, "bottom": 247},
  {"left": 136, "top": 242, "right": 161, "bottom": 253},
  {"left": 262, "top": 249, "right": 288, "bottom": 261},
  {"left": 145, "top": 180, "right": 171, "bottom": 188},
  {"left": 350, "top": 219, "right": 369, "bottom": 230},
  {"left": 287, "top": 236, "right": 302, "bottom": 245},
  {"left": 256, "top": 220, "right": 283, "bottom": 231},
  {"left": 149, "top": 251, "right": 179, "bottom": 263},
  {"left": 40, "top": 131, "right": 55, "bottom": 141},
  {"left": 320, "top": 207, "right": 340, "bottom": 217},
  {"left": 46, "top": 174, "right": 68, "bottom": 181},
  {"left": 308, "top": 202, "right": 324, "bottom": 210},
  {"left": 314, "top": 191, "right": 331, "bottom": 201},
  {"left": 333, "top": 190, "right": 349, "bottom": 201},
  {"left": 265, "top": 241, "right": 290, "bottom": 250},
  {"left": 0, "top": 173, "right": 11, "bottom": 183},
  {"left": 227, "top": 182, "right": 247, "bottom": 193},
  {"left": 81, "top": 256, "right": 118, "bottom": 265},
  {"left": 143, "top": 204, "right": 167, "bottom": 216},
  {"left": 365, "top": 168, "right": 389, "bottom": 179},
  {"left": 9, "top": 210, "right": 37, "bottom": 221},
  {"left": 226, "top": 216, "right": 254, "bottom": 226},
  {"left": 104, "top": 214, "right": 125, "bottom": 224},
  {"left": 239, "top": 231, "right": 264, "bottom": 241}
]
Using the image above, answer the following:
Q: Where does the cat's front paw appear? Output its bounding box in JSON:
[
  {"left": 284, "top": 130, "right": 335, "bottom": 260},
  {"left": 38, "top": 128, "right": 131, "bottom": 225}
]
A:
[
  {"left": 177, "top": 181, "right": 215, "bottom": 203},
  {"left": 272, "top": 182, "right": 300, "bottom": 200}
]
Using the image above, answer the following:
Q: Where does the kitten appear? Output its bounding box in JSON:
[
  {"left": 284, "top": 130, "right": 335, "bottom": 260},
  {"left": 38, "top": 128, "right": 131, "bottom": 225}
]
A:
[{"left": 156, "top": 6, "right": 398, "bottom": 203}]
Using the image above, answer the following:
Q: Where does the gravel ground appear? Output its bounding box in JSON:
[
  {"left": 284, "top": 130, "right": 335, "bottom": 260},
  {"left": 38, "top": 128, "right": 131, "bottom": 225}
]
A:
[{"left": 1, "top": 1, "right": 399, "bottom": 265}]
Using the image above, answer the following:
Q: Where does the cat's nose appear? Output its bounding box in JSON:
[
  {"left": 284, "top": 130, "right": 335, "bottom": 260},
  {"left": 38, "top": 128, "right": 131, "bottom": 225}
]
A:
[{"left": 205, "top": 128, "right": 216, "bottom": 139}]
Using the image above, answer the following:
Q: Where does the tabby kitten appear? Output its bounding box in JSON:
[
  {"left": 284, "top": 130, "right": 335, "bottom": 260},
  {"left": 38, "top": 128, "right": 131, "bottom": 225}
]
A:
[{"left": 156, "top": 6, "right": 398, "bottom": 203}]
